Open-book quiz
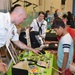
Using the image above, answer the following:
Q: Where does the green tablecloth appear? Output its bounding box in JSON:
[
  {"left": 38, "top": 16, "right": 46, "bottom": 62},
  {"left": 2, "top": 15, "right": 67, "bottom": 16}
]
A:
[{"left": 7, "top": 51, "right": 57, "bottom": 75}]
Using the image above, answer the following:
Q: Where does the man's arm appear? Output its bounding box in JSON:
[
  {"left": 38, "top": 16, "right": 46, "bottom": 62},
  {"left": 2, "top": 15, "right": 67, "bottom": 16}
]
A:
[
  {"left": 13, "top": 40, "right": 39, "bottom": 54},
  {"left": 62, "top": 52, "right": 69, "bottom": 75},
  {"left": 0, "top": 62, "right": 7, "bottom": 73}
]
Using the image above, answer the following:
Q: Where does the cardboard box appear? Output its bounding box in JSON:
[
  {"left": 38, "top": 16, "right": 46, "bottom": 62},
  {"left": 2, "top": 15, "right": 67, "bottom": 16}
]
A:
[{"left": 12, "top": 61, "right": 29, "bottom": 75}]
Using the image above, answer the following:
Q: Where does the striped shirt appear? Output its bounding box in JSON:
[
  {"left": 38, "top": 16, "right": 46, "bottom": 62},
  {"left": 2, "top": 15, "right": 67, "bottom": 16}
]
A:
[{"left": 57, "top": 33, "right": 74, "bottom": 68}]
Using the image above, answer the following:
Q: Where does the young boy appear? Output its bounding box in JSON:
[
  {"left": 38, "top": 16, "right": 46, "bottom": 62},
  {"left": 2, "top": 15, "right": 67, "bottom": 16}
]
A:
[{"left": 52, "top": 17, "right": 74, "bottom": 75}]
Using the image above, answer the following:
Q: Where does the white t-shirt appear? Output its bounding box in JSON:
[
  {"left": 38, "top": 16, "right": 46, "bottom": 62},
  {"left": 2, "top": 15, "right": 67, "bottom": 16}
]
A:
[
  {"left": 57, "top": 33, "right": 74, "bottom": 68},
  {"left": 0, "top": 12, "right": 19, "bottom": 47},
  {"left": 30, "top": 18, "right": 47, "bottom": 38}
]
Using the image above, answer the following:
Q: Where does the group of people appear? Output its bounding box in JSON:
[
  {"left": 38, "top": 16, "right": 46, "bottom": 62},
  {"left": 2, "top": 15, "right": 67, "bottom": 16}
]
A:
[
  {"left": 0, "top": 5, "right": 48, "bottom": 73},
  {"left": 19, "top": 11, "right": 47, "bottom": 48},
  {"left": 0, "top": 4, "right": 75, "bottom": 75},
  {"left": 54, "top": 10, "right": 74, "bottom": 28},
  {"left": 44, "top": 9, "right": 75, "bottom": 75}
]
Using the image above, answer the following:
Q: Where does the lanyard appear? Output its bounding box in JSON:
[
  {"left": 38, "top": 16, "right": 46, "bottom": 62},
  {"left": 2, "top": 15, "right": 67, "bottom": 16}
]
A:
[{"left": 37, "top": 20, "right": 44, "bottom": 35}]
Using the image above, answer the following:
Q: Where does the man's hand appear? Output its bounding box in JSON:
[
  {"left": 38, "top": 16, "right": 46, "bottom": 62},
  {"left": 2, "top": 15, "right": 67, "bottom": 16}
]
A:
[
  {"left": 0, "top": 62, "right": 8, "bottom": 73},
  {"left": 32, "top": 49, "right": 41, "bottom": 55},
  {"left": 50, "top": 50, "right": 57, "bottom": 54},
  {"left": 69, "top": 63, "right": 75, "bottom": 73}
]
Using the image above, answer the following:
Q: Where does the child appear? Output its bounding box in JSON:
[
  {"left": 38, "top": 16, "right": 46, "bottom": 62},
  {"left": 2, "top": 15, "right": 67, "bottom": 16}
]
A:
[
  {"left": 52, "top": 17, "right": 74, "bottom": 75},
  {"left": 62, "top": 14, "right": 67, "bottom": 25}
]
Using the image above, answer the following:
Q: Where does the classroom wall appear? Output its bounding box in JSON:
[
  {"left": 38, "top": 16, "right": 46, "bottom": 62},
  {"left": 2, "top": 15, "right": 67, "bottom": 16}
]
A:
[
  {"left": 12, "top": 0, "right": 73, "bottom": 13},
  {"left": 0, "top": 0, "right": 11, "bottom": 12},
  {"left": 24, "top": 0, "right": 39, "bottom": 13},
  {"left": 12, "top": 0, "right": 39, "bottom": 13},
  {"left": 44, "top": 0, "right": 61, "bottom": 12},
  {"left": 40, "top": 0, "right": 73, "bottom": 13},
  {"left": 65, "top": 0, "right": 73, "bottom": 13}
]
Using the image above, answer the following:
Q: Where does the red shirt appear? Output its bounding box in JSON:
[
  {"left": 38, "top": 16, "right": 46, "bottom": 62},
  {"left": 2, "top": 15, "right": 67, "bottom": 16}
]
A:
[{"left": 57, "top": 27, "right": 75, "bottom": 40}]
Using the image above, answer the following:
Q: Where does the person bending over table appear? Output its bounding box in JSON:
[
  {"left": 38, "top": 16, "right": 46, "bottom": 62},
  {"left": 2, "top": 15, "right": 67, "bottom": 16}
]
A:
[{"left": 0, "top": 6, "right": 39, "bottom": 73}]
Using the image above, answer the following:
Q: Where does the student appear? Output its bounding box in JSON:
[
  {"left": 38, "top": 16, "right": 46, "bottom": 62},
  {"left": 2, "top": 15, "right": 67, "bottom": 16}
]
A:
[
  {"left": 30, "top": 11, "right": 47, "bottom": 48},
  {"left": 62, "top": 14, "right": 67, "bottom": 25},
  {"left": 54, "top": 9, "right": 58, "bottom": 18},
  {"left": 52, "top": 17, "right": 74, "bottom": 75},
  {"left": 0, "top": 6, "right": 39, "bottom": 73},
  {"left": 67, "top": 11, "right": 74, "bottom": 28},
  {"left": 44, "top": 10, "right": 50, "bottom": 20}
]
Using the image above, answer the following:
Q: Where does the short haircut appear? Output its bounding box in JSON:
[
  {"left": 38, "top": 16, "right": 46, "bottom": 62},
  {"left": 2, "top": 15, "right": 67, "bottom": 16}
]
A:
[
  {"left": 38, "top": 11, "right": 45, "bottom": 16},
  {"left": 62, "top": 14, "right": 67, "bottom": 19},
  {"left": 46, "top": 10, "right": 50, "bottom": 13},
  {"left": 52, "top": 17, "right": 65, "bottom": 29},
  {"left": 10, "top": 4, "right": 21, "bottom": 13}
]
